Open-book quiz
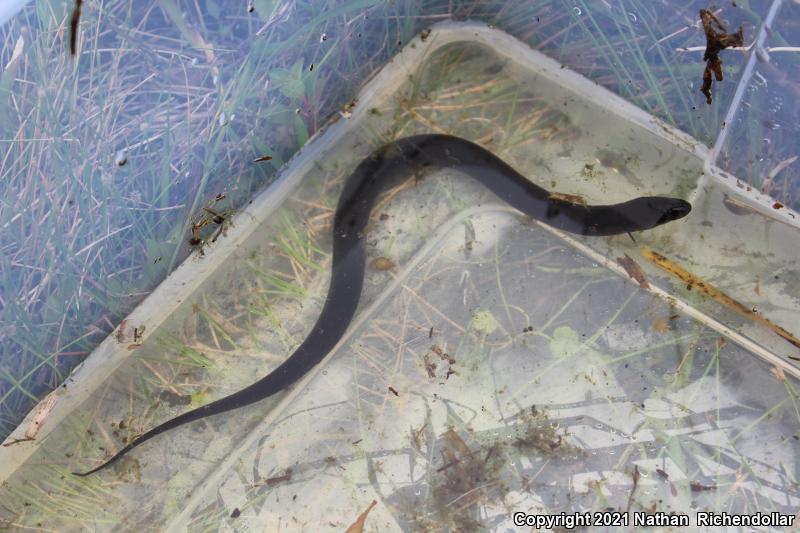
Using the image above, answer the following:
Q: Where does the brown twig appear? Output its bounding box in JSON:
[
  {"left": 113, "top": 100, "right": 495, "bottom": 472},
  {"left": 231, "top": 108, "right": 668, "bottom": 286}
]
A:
[{"left": 69, "top": 0, "right": 83, "bottom": 55}]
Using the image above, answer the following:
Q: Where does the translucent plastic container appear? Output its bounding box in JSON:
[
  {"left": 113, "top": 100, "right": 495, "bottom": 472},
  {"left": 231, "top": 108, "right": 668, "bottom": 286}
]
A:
[{"left": 1, "top": 21, "right": 798, "bottom": 532}]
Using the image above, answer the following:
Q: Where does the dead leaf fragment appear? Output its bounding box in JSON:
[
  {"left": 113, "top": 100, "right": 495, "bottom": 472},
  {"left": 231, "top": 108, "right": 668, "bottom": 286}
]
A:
[
  {"left": 345, "top": 500, "right": 378, "bottom": 533},
  {"left": 771, "top": 366, "right": 786, "bottom": 382},
  {"left": 698, "top": 9, "right": 744, "bottom": 104},
  {"left": 549, "top": 191, "right": 588, "bottom": 205},
  {"left": 617, "top": 254, "right": 649, "bottom": 289},
  {"left": 369, "top": 257, "right": 396, "bottom": 271},
  {"left": 24, "top": 392, "right": 58, "bottom": 439},
  {"left": 652, "top": 316, "right": 670, "bottom": 333}
]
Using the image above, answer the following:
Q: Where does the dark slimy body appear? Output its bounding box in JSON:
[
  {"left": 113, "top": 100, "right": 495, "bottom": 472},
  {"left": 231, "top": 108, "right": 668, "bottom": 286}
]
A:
[{"left": 74, "top": 134, "right": 690, "bottom": 476}]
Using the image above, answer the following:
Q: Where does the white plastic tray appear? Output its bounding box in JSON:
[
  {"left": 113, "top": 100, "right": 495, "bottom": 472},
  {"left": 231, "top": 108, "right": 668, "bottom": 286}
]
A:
[{"left": 2, "top": 21, "right": 799, "bottom": 532}]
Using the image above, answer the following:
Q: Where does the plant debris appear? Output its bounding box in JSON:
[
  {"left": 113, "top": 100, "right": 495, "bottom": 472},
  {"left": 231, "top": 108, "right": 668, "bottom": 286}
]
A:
[
  {"left": 340, "top": 98, "right": 358, "bottom": 119},
  {"left": 345, "top": 500, "right": 377, "bottom": 533},
  {"left": 690, "top": 481, "right": 718, "bottom": 492},
  {"left": 189, "top": 193, "right": 233, "bottom": 254},
  {"left": 261, "top": 468, "right": 293, "bottom": 486},
  {"left": 369, "top": 257, "right": 396, "bottom": 271},
  {"left": 626, "top": 465, "right": 640, "bottom": 512},
  {"left": 69, "top": 0, "right": 82, "bottom": 55},
  {"left": 158, "top": 390, "right": 192, "bottom": 407},
  {"left": 549, "top": 191, "right": 588, "bottom": 205},
  {"left": 511, "top": 405, "right": 579, "bottom": 456},
  {"left": 642, "top": 247, "right": 800, "bottom": 349},
  {"left": 430, "top": 344, "right": 455, "bottom": 365},
  {"left": 2, "top": 437, "right": 34, "bottom": 447},
  {"left": 617, "top": 254, "right": 649, "bottom": 289},
  {"left": 430, "top": 429, "right": 504, "bottom": 530},
  {"left": 699, "top": 9, "right": 744, "bottom": 104},
  {"left": 115, "top": 319, "right": 129, "bottom": 343}
]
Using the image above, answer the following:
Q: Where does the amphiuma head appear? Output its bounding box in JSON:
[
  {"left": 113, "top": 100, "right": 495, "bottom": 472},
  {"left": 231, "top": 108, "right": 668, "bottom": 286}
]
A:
[
  {"left": 648, "top": 197, "right": 692, "bottom": 226},
  {"left": 595, "top": 196, "right": 691, "bottom": 235}
]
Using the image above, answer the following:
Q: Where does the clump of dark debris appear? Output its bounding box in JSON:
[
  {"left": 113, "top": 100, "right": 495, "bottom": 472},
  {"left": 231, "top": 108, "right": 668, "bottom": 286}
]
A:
[
  {"left": 428, "top": 428, "right": 506, "bottom": 531},
  {"left": 404, "top": 406, "right": 584, "bottom": 531},
  {"left": 699, "top": 9, "right": 744, "bottom": 105},
  {"left": 511, "top": 405, "right": 583, "bottom": 457}
]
